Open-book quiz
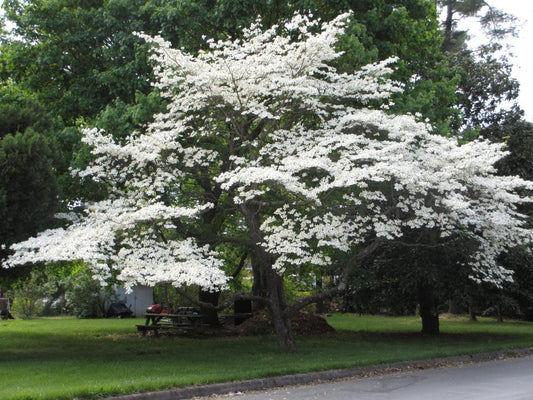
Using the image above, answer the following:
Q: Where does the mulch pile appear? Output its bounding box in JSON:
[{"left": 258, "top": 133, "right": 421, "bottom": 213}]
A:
[
  {"left": 157, "top": 310, "right": 335, "bottom": 338},
  {"left": 234, "top": 310, "right": 335, "bottom": 336}
]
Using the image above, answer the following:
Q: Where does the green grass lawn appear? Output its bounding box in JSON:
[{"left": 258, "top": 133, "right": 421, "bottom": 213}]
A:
[{"left": 1, "top": 314, "right": 532, "bottom": 399}]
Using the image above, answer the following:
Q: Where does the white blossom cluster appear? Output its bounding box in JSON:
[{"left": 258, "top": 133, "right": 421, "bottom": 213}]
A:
[
  {"left": 6, "top": 12, "right": 533, "bottom": 290},
  {"left": 7, "top": 199, "right": 226, "bottom": 290},
  {"left": 137, "top": 12, "right": 401, "bottom": 123},
  {"left": 258, "top": 115, "right": 533, "bottom": 283}
]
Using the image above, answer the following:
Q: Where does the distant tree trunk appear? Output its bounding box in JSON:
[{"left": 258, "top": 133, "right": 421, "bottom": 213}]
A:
[
  {"left": 418, "top": 283, "right": 440, "bottom": 335},
  {"left": 442, "top": 0, "right": 455, "bottom": 51},
  {"left": 315, "top": 274, "right": 326, "bottom": 314},
  {"left": 447, "top": 299, "right": 461, "bottom": 314},
  {"left": 469, "top": 304, "right": 477, "bottom": 321},
  {"left": 198, "top": 289, "right": 220, "bottom": 326},
  {"left": 163, "top": 282, "right": 169, "bottom": 303},
  {"left": 496, "top": 304, "right": 503, "bottom": 322}
]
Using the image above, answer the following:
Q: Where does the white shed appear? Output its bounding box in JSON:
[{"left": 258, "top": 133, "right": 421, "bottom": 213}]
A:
[{"left": 115, "top": 285, "right": 154, "bottom": 317}]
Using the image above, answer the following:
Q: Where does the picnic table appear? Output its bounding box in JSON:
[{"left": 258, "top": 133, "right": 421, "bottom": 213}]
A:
[{"left": 136, "top": 307, "right": 203, "bottom": 336}]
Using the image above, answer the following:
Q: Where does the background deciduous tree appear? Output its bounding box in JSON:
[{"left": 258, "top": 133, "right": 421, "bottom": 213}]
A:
[{"left": 0, "top": 131, "right": 57, "bottom": 260}]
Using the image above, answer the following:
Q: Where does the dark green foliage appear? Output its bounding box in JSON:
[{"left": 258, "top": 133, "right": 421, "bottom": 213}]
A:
[
  {"left": 500, "top": 248, "right": 533, "bottom": 320},
  {"left": 342, "top": 229, "right": 482, "bottom": 329},
  {"left": 0, "top": 130, "right": 58, "bottom": 295},
  {"left": 0, "top": 130, "right": 58, "bottom": 249},
  {"left": 2, "top": 0, "right": 155, "bottom": 122},
  {"left": 494, "top": 120, "right": 533, "bottom": 181},
  {"left": 0, "top": 84, "right": 53, "bottom": 138},
  {"left": 452, "top": 44, "right": 521, "bottom": 131},
  {"left": 95, "top": 91, "right": 165, "bottom": 141}
]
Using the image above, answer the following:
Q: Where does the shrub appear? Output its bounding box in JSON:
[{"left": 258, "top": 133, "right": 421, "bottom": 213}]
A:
[{"left": 10, "top": 277, "right": 45, "bottom": 318}]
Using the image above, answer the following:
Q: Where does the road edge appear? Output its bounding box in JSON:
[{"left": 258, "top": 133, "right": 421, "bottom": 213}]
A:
[{"left": 105, "top": 347, "right": 533, "bottom": 400}]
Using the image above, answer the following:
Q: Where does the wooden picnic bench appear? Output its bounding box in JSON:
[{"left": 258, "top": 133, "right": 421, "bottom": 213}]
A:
[{"left": 137, "top": 308, "right": 203, "bottom": 336}]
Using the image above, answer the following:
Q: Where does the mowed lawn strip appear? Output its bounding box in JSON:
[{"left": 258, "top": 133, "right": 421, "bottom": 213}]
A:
[{"left": 1, "top": 315, "right": 532, "bottom": 400}]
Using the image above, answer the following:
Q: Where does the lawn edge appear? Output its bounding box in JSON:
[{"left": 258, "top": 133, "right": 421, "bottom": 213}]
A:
[{"left": 105, "top": 347, "right": 533, "bottom": 400}]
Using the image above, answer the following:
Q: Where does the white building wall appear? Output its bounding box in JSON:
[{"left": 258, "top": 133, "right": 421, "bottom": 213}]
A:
[{"left": 115, "top": 286, "right": 154, "bottom": 317}]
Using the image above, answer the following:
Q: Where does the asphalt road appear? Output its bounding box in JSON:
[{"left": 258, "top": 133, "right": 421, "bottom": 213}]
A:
[{"left": 217, "top": 356, "right": 533, "bottom": 400}]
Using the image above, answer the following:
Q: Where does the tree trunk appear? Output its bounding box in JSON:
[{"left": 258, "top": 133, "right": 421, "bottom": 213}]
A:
[
  {"left": 198, "top": 289, "right": 220, "bottom": 326},
  {"left": 251, "top": 255, "right": 268, "bottom": 310},
  {"left": 442, "top": 1, "right": 455, "bottom": 51},
  {"left": 240, "top": 204, "right": 297, "bottom": 351},
  {"left": 267, "top": 268, "right": 296, "bottom": 351},
  {"left": 418, "top": 283, "right": 440, "bottom": 335}
]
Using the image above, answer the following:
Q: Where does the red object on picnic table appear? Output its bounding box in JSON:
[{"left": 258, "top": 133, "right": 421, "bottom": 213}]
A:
[{"left": 145, "top": 303, "right": 175, "bottom": 314}]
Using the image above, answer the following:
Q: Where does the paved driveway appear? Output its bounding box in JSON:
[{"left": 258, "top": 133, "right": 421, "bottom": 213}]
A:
[{"left": 221, "top": 356, "right": 533, "bottom": 400}]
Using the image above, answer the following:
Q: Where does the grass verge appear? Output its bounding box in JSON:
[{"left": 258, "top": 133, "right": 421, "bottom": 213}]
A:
[{"left": 1, "top": 314, "right": 532, "bottom": 399}]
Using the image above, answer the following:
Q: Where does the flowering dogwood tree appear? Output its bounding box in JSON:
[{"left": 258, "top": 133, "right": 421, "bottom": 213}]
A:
[{"left": 6, "top": 13, "right": 532, "bottom": 349}]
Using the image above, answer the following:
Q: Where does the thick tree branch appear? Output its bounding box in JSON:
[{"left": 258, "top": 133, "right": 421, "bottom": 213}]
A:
[
  {"left": 231, "top": 251, "right": 249, "bottom": 279},
  {"left": 215, "top": 292, "right": 272, "bottom": 311},
  {"left": 202, "top": 237, "right": 255, "bottom": 250},
  {"left": 247, "top": 199, "right": 313, "bottom": 208},
  {"left": 392, "top": 239, "right": 463, "bottom": 249},
  {"left": 287, "top": 239, "right": 382, "bottom": 315},
  {"left": 175, "top": 287, "right": 271, "bottom": 311}
]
